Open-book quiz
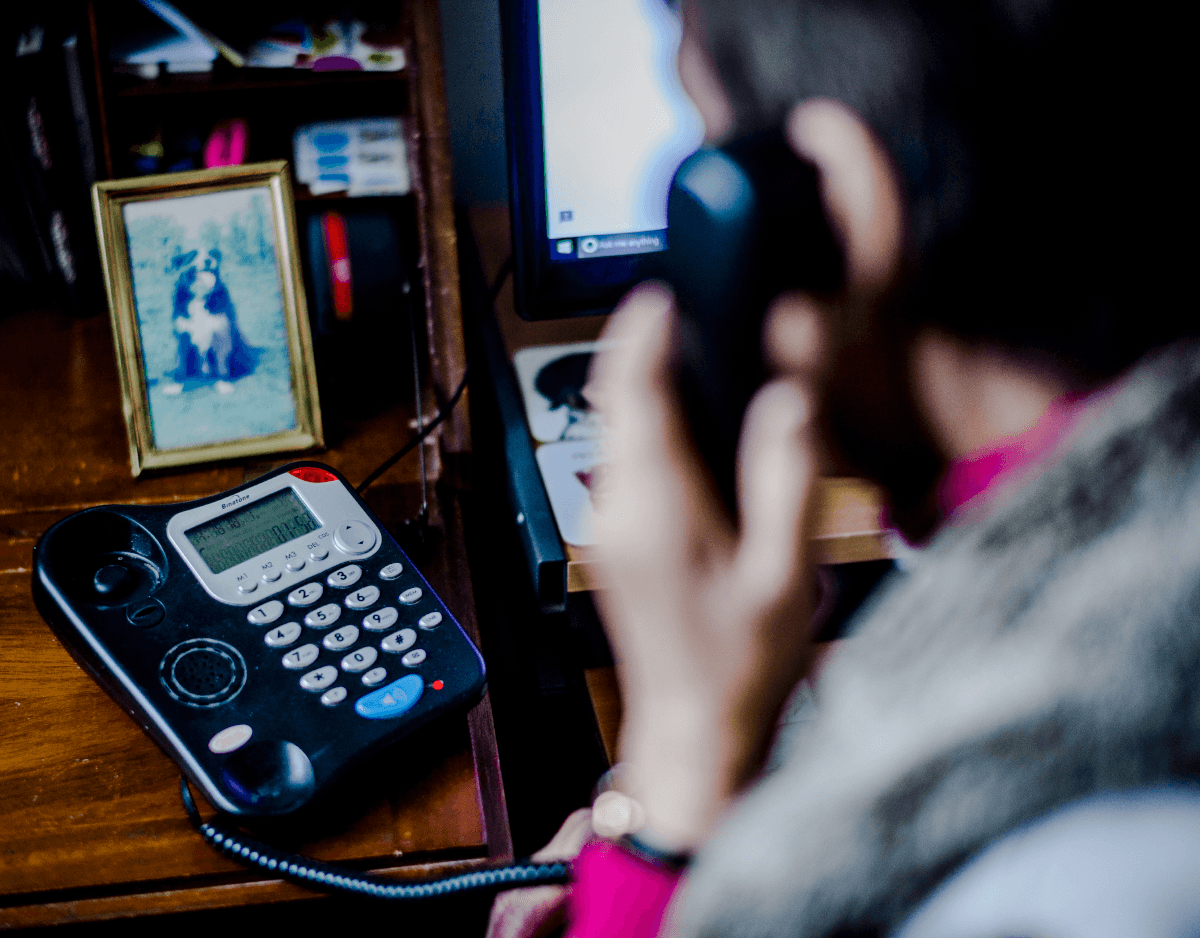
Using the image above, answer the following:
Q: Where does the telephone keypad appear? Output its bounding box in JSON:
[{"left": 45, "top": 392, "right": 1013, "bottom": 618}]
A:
[
  {"left": 363, "top": 606, "right": 398, "bottom": 632},
  {"left": 247, "top": 600, "right": 284, "bottom": 625},
  {"left": 300, "top": 665, "right": 338, "bottom": 691},
  {"left": 323, "top": 625, "right": 360, "bottom": 651},
  {"left": 265, "top": 621, "right": 302, "bottom": 648},
  {"left": 327, "top": 565, "right": 362, "bottom": 589},
  {"left": 345, "top": 586, "right": 379, "bottom": 610},
  {"left": 341, "top": 646, "right": 378, "bottom": 673},
  {"left": 381, "top": 628, "right": 417, "bottom": 654},
  {"left": 283, "top": 643, "right": 320, "bottom": 670},
  {"left": 287, "top": 583, "right": 323, "bottom": 607},
  {"left": 264, "top": 558, "right": 441, "bottom": 718},
  {"left": 304, "top": 603, "right": 341, "bottom": 629}
]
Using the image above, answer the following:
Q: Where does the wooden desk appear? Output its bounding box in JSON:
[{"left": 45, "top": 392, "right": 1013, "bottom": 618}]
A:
[{"left": 0, "top": 307, "right": 509, "bottom": 927}]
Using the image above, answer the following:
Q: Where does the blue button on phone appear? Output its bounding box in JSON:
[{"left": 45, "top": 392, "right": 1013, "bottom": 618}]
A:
[{"left": 355, "top": 674, "right": 424, "bottom": 720}]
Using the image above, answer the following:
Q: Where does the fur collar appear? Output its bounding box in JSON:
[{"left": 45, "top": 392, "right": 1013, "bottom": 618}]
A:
[{"left": 676, "top": 341, "right": 1200, "bottom": 937}]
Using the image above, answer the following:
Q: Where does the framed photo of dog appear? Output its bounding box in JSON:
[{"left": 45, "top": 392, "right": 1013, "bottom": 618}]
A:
[{"left": 93, "top": 161, "right": 323, "bottom": 475}]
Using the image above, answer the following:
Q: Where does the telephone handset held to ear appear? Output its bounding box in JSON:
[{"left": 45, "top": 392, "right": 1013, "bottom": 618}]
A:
[{"left": 662, "top": 128, "right": 843, "bottom": 515}]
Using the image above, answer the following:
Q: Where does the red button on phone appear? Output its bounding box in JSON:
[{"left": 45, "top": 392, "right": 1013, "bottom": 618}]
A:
[{"left": 289, "top": 467, "right": 338, "bottom": 484}]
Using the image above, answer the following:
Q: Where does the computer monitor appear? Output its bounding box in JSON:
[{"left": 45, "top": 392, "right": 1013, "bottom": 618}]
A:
[{"left": 502, "top": 0, "right": 704, "bottom": 319}]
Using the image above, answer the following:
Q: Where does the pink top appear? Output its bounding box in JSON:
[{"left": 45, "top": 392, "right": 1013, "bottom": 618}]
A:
[
  {"left": 936, "top": 391, "right": 1095, "bottom": 518},
  {"left": 566, "top": 389, "right": 1104, "bottom": 938},
  {"left": 565, "top": 840, "right": 683, "bottom": 938}
]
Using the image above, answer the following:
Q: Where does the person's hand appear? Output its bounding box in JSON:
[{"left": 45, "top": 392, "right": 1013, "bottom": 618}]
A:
[
  {"left": 589, "top": 282, "right": 823, "bottom": 852},
  {"left": 485, "top": 809, "right": 594, "bottom": 938}
]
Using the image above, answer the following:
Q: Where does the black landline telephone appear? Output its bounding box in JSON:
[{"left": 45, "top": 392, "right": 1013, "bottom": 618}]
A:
[{"left": 32, "top": 461, "right": 568, "bottom": 898}]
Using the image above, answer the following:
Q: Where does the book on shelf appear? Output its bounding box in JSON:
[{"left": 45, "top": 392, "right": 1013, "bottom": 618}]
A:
[{"left": 1, "top": 17, "right": 103, "bottom": 314}]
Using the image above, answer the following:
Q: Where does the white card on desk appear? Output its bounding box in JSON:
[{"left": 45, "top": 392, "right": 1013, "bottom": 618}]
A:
[{"left": 535, "top": 437, "right": 609, "bottom": 547}]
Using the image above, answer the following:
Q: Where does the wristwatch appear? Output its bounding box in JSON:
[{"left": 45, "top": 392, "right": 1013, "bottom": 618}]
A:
[{"left": 591, "top": 765, "right": 692, "bottom": 871}]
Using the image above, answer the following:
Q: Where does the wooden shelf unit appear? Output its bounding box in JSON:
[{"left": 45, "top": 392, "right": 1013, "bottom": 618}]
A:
[{"left": 0, "top": 1, "right": 505, "bottom": 927}]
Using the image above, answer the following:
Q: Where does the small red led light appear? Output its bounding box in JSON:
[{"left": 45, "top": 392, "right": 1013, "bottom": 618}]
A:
[
  {"left": 289, "top": 467, "right": 338, "bottom": 484},
  {"left": 431, "top": 680, "right": 444, "bottom": 690}
]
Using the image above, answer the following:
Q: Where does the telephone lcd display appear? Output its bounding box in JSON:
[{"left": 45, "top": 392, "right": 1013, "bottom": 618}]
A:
[{"left": 186, "top": 489, "right": 320, "bottom": 574}]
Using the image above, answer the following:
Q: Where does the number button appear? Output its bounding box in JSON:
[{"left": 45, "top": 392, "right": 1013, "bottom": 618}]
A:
[
  {"left": 326, "top": 565, "right": 362, "bottom": 589},
  {"left": 341, "top": 646, "right": 378, "bottom": 673},
  {"left": 399, "top": 587, "right": 422, "bottom": 605},
  {"left": 247, "top": 600, "right": 284, "bottom": 625},
  {"left": 401, "top": 648, "right": 427, "bottom": 668},
  {"left": 287, "top": 583, "right": 323, "bottom": 607},
  {"left": 381, "top": 628, "right": 417, "bottom": 654},
  {"left": 282, "top": 644, "right": 320, "bottom": 670},
  {"left": 362, "top": 606, "right": 399, "bottom": 632},
  {"left": 265, "top": 622, "right": 302, "bottom": 648},
  {"left": 345, "top": 585, "right": 380, "bottom": 610},
  {"left": 323, "top": 625, "right": 360, "bottom": 651},
  {"left": 379, "top": 562, "right": 403, "bottom": 580},
  {"left": 304, "top": 603, "right": 342, "bottom": 629},
  {"left": 300, "top": 665, "right": 338, "bottom": 692}
]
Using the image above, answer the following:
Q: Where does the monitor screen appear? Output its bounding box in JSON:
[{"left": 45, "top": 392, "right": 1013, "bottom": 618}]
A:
[
  {"left": 538, "top": 0, "right": 704, "bottom": 265},
  {"left": 503, "top": 0, "right": 705, "bottom": 318}
]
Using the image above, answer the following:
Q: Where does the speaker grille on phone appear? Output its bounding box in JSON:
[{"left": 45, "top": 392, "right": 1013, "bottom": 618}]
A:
[{"left": 161, "top": 639, "right": 246, "bottom": 707}]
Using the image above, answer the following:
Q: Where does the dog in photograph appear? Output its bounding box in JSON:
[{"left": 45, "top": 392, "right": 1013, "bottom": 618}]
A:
[{"left": 162, "top": 249, "right": 255, "bottom": 395}]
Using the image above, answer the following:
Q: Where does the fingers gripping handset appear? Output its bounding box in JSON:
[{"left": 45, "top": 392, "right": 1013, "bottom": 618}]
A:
[{"left": 591, "top": 285, "right": 822, "bottom": 851}]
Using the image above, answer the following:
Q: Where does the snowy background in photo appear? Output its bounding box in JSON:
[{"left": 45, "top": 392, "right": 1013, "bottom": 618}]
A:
[{"left": 123, "top": 187, "right": 298, "bottom": 451}]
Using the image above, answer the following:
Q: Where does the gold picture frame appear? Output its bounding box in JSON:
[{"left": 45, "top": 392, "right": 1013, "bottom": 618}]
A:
[{"left": 93, "top": 161, "right": 323, "bottom": 476}]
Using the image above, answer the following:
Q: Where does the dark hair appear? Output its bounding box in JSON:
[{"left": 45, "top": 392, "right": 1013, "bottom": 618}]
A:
[{"left": 697, "top": 0, "right": 1189, "bottom": 378}]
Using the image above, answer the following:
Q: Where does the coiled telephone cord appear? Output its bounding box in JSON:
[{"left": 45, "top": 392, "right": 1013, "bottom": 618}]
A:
[{"left": 181, "top": 777, "right": 571, "bottom": 899}]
